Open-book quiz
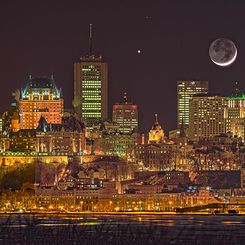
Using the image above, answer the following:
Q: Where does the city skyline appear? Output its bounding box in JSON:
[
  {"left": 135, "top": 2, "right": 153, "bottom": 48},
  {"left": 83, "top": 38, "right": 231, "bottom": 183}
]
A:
[
  {"left": 0, "top": 1, "right": 245, "bottom": 132},
  {"left": 1, "top": 2, "right": 245, "bottom": 243}
]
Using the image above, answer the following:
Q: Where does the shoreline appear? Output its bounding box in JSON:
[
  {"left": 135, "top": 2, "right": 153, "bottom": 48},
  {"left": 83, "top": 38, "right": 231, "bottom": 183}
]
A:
[{"left": 0, "top": 211, "right": 243, "bottom": 215}]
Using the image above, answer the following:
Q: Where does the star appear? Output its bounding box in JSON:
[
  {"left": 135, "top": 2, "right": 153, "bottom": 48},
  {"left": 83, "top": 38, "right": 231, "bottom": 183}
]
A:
[{"left": 137, "top": 50, "right": 142, "bottom": 54}]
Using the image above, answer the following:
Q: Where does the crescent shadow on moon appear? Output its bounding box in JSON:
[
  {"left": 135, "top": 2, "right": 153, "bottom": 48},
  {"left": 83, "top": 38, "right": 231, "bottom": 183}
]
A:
[{"left": 212, "top": 48, "right": 237, "bottom": 66}]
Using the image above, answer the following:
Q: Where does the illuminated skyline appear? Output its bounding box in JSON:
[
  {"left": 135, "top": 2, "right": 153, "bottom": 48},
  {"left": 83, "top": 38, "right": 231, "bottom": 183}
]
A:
[{"left": 0, "top": 1, "right": 245, "bottom": 132}]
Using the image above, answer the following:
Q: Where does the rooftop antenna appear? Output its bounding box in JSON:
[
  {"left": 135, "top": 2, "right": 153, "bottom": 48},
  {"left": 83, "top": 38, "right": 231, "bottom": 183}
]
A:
[
  {"left": 29, "top": 72, "right": 32, "bottom": 80},
  {"left": 235, "top": 81, "right": 239, "bottom": 91},
  {"left": 123, "top": 92, "right": 128, "bottom": 103},
  {"left": 89, "top": 24, "right": 93, "bottom": 56},
  {"left": 155, "top": 113, "right": 158, "bottom": 123}
]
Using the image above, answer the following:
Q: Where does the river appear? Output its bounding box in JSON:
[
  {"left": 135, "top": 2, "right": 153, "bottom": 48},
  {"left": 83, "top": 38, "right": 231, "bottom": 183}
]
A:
[{"left": 0, "top": 213, "right": 244, "bottom": 244}]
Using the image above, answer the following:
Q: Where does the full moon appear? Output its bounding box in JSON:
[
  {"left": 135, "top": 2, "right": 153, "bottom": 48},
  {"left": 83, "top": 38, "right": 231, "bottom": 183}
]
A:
[{"left": 209, "top": 38, "right": 237, "bottom": 66}]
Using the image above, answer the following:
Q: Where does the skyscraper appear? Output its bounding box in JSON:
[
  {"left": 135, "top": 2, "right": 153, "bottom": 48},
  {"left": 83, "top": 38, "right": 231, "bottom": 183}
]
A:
[
  {"left": 19, "top": 75, "right": 63, "bottom": 129},
  {"left": 224, "top": 83, "right": 245, "bottom": 142},
  {"left": 112, "top": 93, "right": 138, "bottom": 134},
  {"left": 177, "top": 80, "right": 209, "bottom": 128},
  {"left": 74, "top": 25, "right": 108, "bottom": 126},
  {"left": 0, "top": 117, "right": 2, "bottom": 132},
  {"left": 189, "top": 94, "right": 226, "bottom": 141}
]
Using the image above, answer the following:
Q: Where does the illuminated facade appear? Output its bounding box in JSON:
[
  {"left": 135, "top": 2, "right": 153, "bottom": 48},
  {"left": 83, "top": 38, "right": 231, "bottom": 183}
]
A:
[
  {"left": 1, "top": 102, "right": 20, "bottom": 134},
  {"left": 241, "top": 163, "right": 245, "bottom": 188},
  {"left": 93, "top": 132, "right": 140, "bottom": 158},
  {"left": 10, "top": 109, "right": 20, "bottom": 132},
  {"left": 189, "top": 94, "right": 226, "bottom": 141},
  {"left": 148, "top": 114, "right": 164, "bottom": 144},
  {"left": 0, "top": 117, "right": 2, "bottom": 132},
  {"left": 74, "top": 55, "right": 108, "bottom": 126},
  {"left": 134, "top": 143, "right": 177, "bottom": 171},
  {"left": 19, "top": 76, "right": 63, "bottom": 129},
  {"left": 36, "top": 115, "right": 86, "bottom": 155},
  {"left": 224, "top": 85, "right": 245, "bottom": 142},
  {"left": 112, "top": 93, "right": 138, "bottom": 134},
  {"left": 36, "top": 131, "right": 85, "bottom": 155},
  {"left": 5, "top": 115, "right": 86, "bottom": 155},
  {"left": 74, "top": 25, "right": 108, "bottom": 126},
  {"left": 177, "top": 80, "right": 208, "bottom": 128},
  {"left": 9, "top": 129, "right": 37, "bottom": 152}
]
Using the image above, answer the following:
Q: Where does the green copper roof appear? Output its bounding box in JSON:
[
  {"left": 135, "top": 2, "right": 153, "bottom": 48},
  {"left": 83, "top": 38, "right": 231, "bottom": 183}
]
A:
[{"left": 226, "top": 94, "right": 245, "bottom": 100}]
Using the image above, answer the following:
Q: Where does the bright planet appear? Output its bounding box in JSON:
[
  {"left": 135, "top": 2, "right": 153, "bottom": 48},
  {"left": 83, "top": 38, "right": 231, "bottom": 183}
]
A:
[{"left": 209, "top": 38, "right": 237, "bottom": 66}]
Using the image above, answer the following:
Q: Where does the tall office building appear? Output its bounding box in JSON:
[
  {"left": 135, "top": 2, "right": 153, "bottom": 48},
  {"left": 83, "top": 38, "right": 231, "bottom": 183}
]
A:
[
  {"left": 177, "top": 80, "right": 208, "bottom": 128},
  {"left": 112, "top": 93, "right": 138, "bottom": 134},
  {"left": 224, "top": 83, "right": 245, "bottom": 142},
  {"left": 189, "top": 94, "right": 226, "bottom": 141},
  {"left": 19, "top": 75, "right": 63, "bottom": 129},
  {"left": 74, "top": 25, "right": 108, "bottom": 126},
  {"left": 0, "top": 117, "right": 2, "bottom": 132}
]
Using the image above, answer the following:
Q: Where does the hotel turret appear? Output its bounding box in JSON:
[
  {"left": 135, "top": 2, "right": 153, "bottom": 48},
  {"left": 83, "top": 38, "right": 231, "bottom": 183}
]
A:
[{"left": 19, "top": 75, "right": 63, "bottom": 129}]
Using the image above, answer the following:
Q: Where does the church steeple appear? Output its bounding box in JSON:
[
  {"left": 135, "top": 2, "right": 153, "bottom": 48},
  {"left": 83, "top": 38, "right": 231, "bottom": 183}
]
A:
[{"left": 148, "top": 114, "right": 165, "bottom": 144}]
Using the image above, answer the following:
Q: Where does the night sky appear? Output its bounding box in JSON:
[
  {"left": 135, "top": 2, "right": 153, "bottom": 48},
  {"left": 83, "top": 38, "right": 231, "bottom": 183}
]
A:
[{"left": 0, "top": 1, "right": 245, "bottom": 133}]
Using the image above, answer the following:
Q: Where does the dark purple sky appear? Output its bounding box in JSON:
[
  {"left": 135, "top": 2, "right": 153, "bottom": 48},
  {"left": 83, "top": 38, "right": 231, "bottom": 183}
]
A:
[{"left": 0, "top": 0, "right": 245, "bottom": 133}]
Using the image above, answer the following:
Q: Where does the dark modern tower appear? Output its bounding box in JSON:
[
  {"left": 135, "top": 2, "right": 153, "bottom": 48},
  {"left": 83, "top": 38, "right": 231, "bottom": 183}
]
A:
[
  {"left": 74, "top": 25, "right": 108, "bottom": 126},
  {"left": 112, "top": 93, "right": 138, "bottom": 134},
  {"left": 177, "top": 80, "right": 209, "bottom": 128}
]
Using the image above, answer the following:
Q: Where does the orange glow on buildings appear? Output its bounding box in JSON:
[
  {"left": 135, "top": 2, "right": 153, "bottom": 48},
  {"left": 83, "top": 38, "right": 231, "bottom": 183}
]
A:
[{"left": 19, "top": 76, "right": 63, "bottom": 129}]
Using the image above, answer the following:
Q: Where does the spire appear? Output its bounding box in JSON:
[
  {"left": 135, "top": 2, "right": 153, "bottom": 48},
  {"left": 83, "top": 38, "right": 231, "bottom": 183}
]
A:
[
  {"left": 232, "top": 81, "right": 243, "bottom": 97},
  {"left": 235, "top": 81, "right": 239, "bottom": 92},
  {"left": 123, "top": 92, "right": 128, "bottom": 103},
  {"left": 51, "top": 72, "right": 54, "bottom": 80},
  {"left": 89, "top": 24, "right": 93, "bottom": 56},
  {"left": 28, "top": 72, "right": 32, "bottom": 80},
  {"left": 155, "top": 113, "right": 158, "bottom": 123}
]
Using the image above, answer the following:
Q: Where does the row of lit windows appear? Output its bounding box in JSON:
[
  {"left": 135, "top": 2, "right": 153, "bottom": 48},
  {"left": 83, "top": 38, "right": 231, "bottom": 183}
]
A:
[
  {"left": 83, "top": 97, "right": 101, "bottom": 101},
  {"left": 82, "top": 91, "right": 101, "bottom": 94},
  {"left": 82, "top": 94, "right": 101, "bottom": 97},
  {"left": 82, "top": 107, "right": 101, "bottom": 110},
  {"left": 82, "top": 83, "right": 101, "bottom": 86},
  {"left": 82, "top": 80, "right": 101, "bottom": 83},
  {"left": 82, "top": 88, "right": 101, "bottom": 91},
  {"left": 83, "top": 115, "right": 101, "bottom": 118},
  {"left": 81, "top": 102, "right": 101, "bottom": 105},
  {"left": 82, "top": 75, "right": 101, "bottom": 78},
  {"left": 82, "top": 89, "right": 101, "bottom": 93},
  {"left": 115, "top": 119, "right": 138, "bottom": 122}
]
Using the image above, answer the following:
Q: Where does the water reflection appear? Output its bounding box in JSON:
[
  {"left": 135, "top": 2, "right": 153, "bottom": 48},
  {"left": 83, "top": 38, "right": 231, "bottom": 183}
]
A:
[
  {"left": 37, "top": 223, "right": 70, "bottom": 227},
  {"left": 0, "top": 214, "right": 244, "bottom": 244},
  {"left": 78, "top": 222, "right": 101, "bottom": 226},
  {"left": 222, "top": 221, "right": 243, "bottom": 225}
]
